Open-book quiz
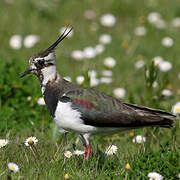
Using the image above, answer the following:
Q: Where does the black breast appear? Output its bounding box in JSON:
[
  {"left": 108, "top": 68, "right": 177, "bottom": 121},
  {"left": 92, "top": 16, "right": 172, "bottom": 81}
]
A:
[{"left": 43, "top": 84, "right": 59, "bottom": 118}]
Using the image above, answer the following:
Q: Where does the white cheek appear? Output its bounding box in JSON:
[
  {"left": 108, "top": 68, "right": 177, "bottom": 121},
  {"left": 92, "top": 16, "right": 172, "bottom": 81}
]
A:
[
  {"left": 34, "top": 57, "right": 43, "bottom": 62},
  {"left": 41, "top": 66, "right": 57, "bottom": 85},
  {"left": 31, "top": 63, "right": 36, "bottom": 69}
]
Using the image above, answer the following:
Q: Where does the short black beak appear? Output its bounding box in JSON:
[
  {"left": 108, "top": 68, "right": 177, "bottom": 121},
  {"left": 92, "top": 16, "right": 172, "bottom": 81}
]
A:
[{"left": 20, "top": 68, "right": 32, "bottom": 78}]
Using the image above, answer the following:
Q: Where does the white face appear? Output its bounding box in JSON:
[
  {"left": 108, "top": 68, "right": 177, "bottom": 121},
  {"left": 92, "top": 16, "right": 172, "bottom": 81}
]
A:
[
  {"left": 19, "top": 51, "right": 58, "bottom": 86},
  {"left": 28, "top": 52, "right": 56, "bottom": 75}
]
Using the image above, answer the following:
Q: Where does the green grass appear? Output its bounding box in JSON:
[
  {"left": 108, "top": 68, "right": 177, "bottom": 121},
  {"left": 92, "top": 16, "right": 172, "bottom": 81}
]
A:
[{"left": 0, "top": 0, "right": 180, "bottom": 179}]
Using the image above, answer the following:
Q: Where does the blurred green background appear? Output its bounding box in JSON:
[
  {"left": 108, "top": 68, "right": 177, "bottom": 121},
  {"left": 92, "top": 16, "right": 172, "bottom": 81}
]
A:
[{"left": 0, "top": 0, "right": 180, "bottom": 179}]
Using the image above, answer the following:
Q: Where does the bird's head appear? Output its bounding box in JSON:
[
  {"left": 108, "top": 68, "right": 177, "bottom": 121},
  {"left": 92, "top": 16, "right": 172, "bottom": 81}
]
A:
[{"left": 20, "top": 27, "right": 73, "bottom": 80}]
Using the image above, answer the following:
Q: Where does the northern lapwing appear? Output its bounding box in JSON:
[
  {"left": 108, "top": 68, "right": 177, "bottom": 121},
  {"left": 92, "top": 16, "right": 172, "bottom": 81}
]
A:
[{"left": 21, "top": 28, "right": 175, "bottom": 159}]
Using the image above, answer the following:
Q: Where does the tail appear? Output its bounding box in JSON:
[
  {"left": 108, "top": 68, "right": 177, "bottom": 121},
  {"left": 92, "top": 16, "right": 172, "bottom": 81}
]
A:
[
  {"left": 149, "top": 117, "right": 174, "bottom": 128},
  {"left": 124, "top": 102, "right": 176, "bottom": 128}
]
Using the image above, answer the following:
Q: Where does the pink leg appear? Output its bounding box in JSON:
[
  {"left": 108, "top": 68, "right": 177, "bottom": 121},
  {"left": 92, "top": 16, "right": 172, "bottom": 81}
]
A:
[
  {"left": 87, "top": 143, "right": 93, "bottom": 159},
  {"left": 83, "top": 144, "right": 88, "bottom": 160}
]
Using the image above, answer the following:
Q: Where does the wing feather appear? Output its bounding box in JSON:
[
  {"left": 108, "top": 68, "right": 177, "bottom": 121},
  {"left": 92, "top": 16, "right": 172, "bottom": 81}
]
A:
[{"left": 63, "top": 88, "right": 175, "bottom": 128}]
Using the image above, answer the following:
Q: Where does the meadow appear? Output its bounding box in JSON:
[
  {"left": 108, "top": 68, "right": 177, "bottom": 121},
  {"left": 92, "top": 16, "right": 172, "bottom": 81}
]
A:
[{"left": 0, "top": 0, "right": 180, "bottom": 179}]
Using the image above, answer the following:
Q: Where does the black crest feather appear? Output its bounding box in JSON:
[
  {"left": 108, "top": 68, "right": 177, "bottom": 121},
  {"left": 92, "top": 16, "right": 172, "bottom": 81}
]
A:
[{"left": 38, "top": 27, "right": 73, "bottom": 57}]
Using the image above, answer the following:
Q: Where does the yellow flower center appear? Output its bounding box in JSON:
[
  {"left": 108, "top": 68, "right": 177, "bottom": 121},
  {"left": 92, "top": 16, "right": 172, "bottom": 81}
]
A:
[
  {"left": 121, "top": 41, "right": 129, "bottom": 49},
  {"left": 29, "top": 138, "right": 33, "bottom": 142},
  {"left": 125, "top": 163, "right": 131, "bottom": 170},
  {"left": 137, "top": 137, "right": 143, "bottom": 142},
  {"left": 175, "top": 107, "right": 180, "bottom": 112},
  {"left": 167, "top": 84, "right": 173, "bottom": 89},
  {"left": 152, "top": 175, "right": 156, "bottom": 179},
  {"left": 11, "top": 166, "right": 15, "bottom": 171},
  {"left": 67, "top": 154, "right": 70, "bottom": 157},
  {"left": 1, "top": 142, "right": 6, "bottom": 146},
  {"left": 64, "top": 174, "right": 69, "bottom": 179},
  {"left": 164, "top": 64, "right": 169, "bottom": 70},
  {"left": 109, "top": 148, "right": 113, "bottom": 152},
  {"left": 129, "top": 132, "right": 134, "bottom": 137}
]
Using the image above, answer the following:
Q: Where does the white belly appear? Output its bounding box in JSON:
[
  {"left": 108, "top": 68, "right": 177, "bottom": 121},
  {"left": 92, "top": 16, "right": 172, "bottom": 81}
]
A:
[{"left": 54, "top": 101, "right": 97, "bottom": 133}]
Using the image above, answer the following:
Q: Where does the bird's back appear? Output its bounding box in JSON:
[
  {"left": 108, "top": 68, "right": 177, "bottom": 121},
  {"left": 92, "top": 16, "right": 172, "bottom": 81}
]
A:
[{"left": 43, "top": 78, "right": 175, "bottom": 129}]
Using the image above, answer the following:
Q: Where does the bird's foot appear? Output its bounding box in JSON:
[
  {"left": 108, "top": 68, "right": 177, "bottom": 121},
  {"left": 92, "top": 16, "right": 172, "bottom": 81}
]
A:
[
  {"left": 87, "top": 143, "right": 93, "bottom": 159},
  {"left": 83, "top": 144, "right": 88, "bottom": 160},
  {"left": 83, "top": 143, "right": 93, "bottom": 160}
]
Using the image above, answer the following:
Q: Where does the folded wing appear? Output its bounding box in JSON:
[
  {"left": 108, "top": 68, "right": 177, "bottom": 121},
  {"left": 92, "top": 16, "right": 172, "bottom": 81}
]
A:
[{"left": 61, "top": 88, "right": 175, "bottom": 128}]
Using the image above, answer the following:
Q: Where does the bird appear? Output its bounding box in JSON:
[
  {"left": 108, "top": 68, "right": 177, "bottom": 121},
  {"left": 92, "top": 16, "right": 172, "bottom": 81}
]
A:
[{"left": 20, "top": 28, "right": 175, "bottom": 159}]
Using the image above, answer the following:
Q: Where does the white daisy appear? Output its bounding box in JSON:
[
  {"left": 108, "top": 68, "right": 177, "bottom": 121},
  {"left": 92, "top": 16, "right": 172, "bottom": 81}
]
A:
[
  {"left": 147, "top": 12, "right": 166, "bottom": 29},
  {"left": 171, "top": 17, "right": 180, "bottom": 28},
  {"left": 73, "top": 150, "right": 84, "bottom": 156},
  {"left": 95, "top": 44, "right": 105, "bottom": 55},
  {"left": 59, "top": 128, "right": 68, "bottom": 134},
  {"left": 134, "top": 26, "right": 147, "bottom": 36},
  {"left": 60, "top": 27, "right": 73, "bottom": 38},
  {"left": 113, "top": 88, "right": 126, "bottom": 99},
  {"left": 37, "top": 97, "right": 46, "bottom": 105},
  {"left": 104, "top": 57, "right": 116, "bottom": 68},
  {"left": 90, "top": 77, "right": 99, "bottom": 87},
  {"left": 27, "top": 96, "right": 32, "bottom": 101},
  {"left": 76, "top": 76, "right": 85, "bottom": 85},
  {"left": 158, "top": 61, "right": 172, "bottom": 72},
  {"left": 99, "top": 34, "right": 112, "bottom": 44},
  {"left": 147, "top": 12, "right": 161, "bottom": 24},
  {"left": 100, "top": 13, "right": 116, "bottom": 27},
  {"left": 0, "top": 139, "right": 9, "bottom": 148},
  {"left": 148, "top": 172, "right": 163, "bottom": 180},
  {"left": 172, "top": 102, "right": 180, "bottom": 115},
  {"left": 71, "top": 50, "right": 84, "bottom": 61},
  {"left": 135, "top": 60, "right": 145, "bottom": 69},
  {"left": 24, "top": 35, "right": 40, "bottom": 48},
  {"left": 152, "top": 56, "right": 164, "bottom": 67},
  {"left": 162, "top": 89, "right": 173, "bottom": 97},
  {"left": 132, "top": 135, "right": 146, "bottom": 144},
  {"left": 105, "top": 145, "right": 118, "bottom": 155},
  {"left": 161, "top": 37, "right": 174, "bottom": 47},
  {"left": 152, "top": 81, "right": 158, "bottom": 88},
  {"left": 25, "top": 136, "right": 38, "bottom": 146},
  {"left": 8, "top": 162, "right": 19, "bottom": 172},
  {"left": 88, "top": 70, "right": 97, "bottom": 78},
  {"left": 63, "top": 76, "right": 72, "bottom": 82},
  {"left": 178, "top": 173, "right": 180, "bottom": 178},
  {"left": 145, "top": 69, "right": 150, "bottom": 78},
  {"left": 9, "top": 34, "right": 22, "bottom": 50},
  {"left": 64, "top": 151, "right": 72, "bottom": 158},
  {"left": 102, "top": 70, "right": 113, "bottom": 77},
  {"left": 100, "top": 77, "right": 112, "bottom": 84},
  {"left": 154, "top": 19, "right": 166, "bottom": 29},
  {"left": 83, "top": 47, "right": 96, "bottom": 59}
]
